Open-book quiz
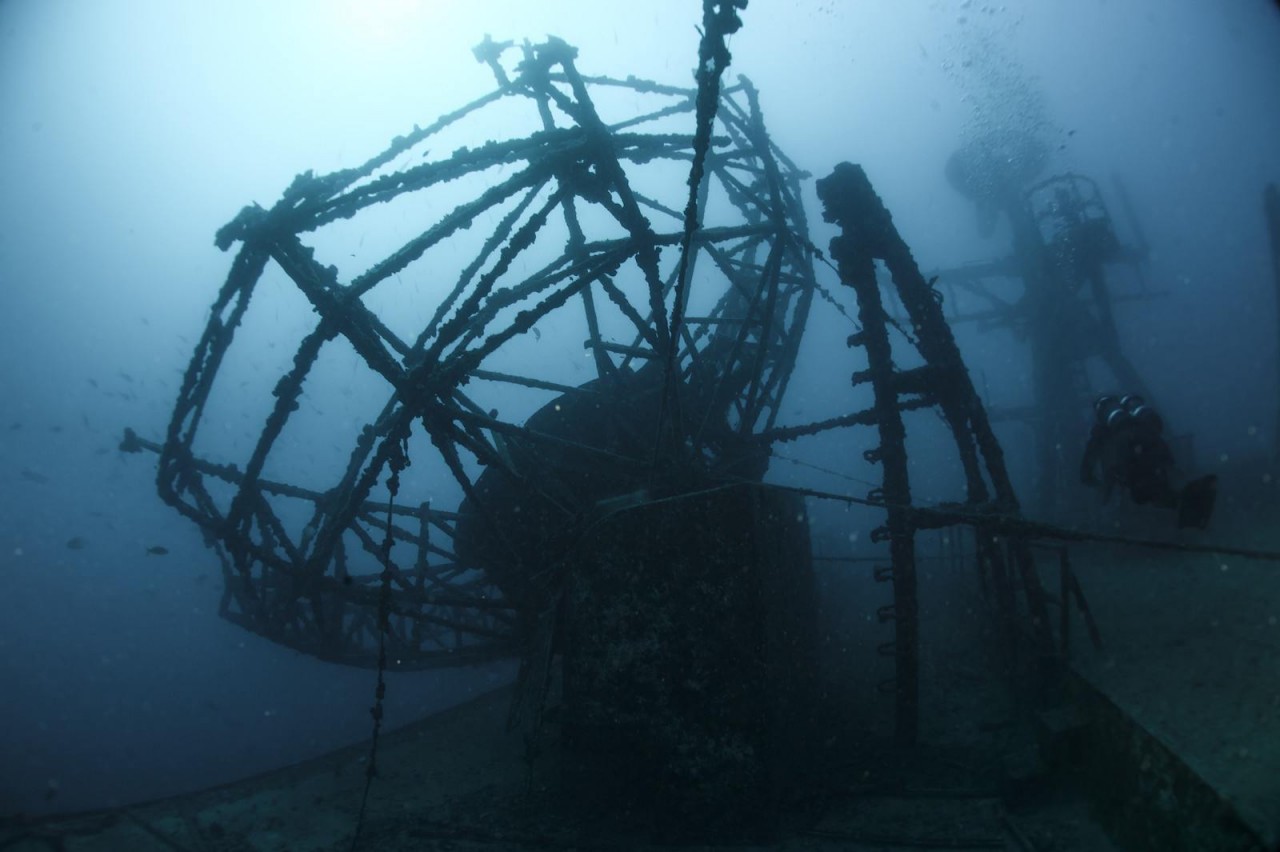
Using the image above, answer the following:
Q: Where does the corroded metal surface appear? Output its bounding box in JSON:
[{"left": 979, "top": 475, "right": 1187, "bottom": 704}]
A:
[{"left": 129, "top": 30, "right": 820, "bottom": 672}]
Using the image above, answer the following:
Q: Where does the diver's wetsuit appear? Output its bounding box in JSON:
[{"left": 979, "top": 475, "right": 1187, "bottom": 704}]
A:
[
  {"left": 1080, "top": 395, "right": 1216, "bottom": 529},
  {"left": 1080, "top": 410, "right": 1177, "bottom": 507}
]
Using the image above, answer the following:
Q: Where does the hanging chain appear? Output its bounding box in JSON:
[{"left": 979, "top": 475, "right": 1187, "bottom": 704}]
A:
[{"left": 349, "top": 431, "right": 411, "bottom": 851}]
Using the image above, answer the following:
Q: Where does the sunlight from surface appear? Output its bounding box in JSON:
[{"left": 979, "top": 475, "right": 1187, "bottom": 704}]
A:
[{"left": 334, "top": 0, "right": 428, "bottom": 49}]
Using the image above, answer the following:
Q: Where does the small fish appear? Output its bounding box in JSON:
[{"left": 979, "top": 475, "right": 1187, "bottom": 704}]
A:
[
  {"left": 145, "top": 546, "right": 169, "bottom": 556},
  {"left": 66, "top": 536, "right": 87, "bottom": 550},
  {"left": 532, "top": 327, "right": 542, "bottom": 341},
  {"left": 20, "top": 468, "right": 48, "bottom": 483}
]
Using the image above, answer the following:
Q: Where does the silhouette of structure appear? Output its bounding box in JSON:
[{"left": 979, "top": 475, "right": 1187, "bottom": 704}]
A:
[
  {"left": 124, "top": 20, "right": 838, "bottom": 827},
  {"left": 937, "top": 131, "right": 1156, "bottom": 515},
  {"left": 121, "top": 19, "right": 1100, "bottom": 837},
  {"left": 815, "top": 162, "right": 1095, "bottom": 745},
  {"left": 124, "top": 32, "right": 824, "bottom": 674},
  {"left": 82, "top": 8, "right": 1280, "bottom": 851}
]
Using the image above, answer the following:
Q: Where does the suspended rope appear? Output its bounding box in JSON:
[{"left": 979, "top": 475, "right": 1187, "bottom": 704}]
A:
[
  {"left": 768, "top": 481, "right": 1280, "bottom": 563},
  {"left": 772, "top": 450, "right": 881, "bottom": 489},
  {"left": 350, "top": 428, "right": 411, "bottom": 852}
]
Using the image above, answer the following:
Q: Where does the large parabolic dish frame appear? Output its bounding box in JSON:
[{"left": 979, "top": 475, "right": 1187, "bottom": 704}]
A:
[{"left": 133, "top": 36, "right": 838, "bottom": 671}]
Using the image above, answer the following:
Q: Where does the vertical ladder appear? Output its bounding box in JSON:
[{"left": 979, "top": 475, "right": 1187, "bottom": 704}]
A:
[{"left": 817, "top": 162, "right": 1056, "bottom": 745}]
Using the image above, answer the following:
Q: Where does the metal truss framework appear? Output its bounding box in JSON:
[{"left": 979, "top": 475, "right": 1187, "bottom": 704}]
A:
[
  {"left": 128, "top": 35, "right": 828, "bottom": 671},
  {"left": 934, "top": 167, "right": 1154, "bottom": 514}
]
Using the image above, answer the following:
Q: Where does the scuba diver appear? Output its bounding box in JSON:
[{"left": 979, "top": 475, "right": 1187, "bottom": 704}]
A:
[{"left": 1080, "top": 393, "right": 1218, "bottom": 529}]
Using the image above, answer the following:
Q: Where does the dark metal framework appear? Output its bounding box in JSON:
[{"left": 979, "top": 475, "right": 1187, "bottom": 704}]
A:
[
  {"left": 817, "top": 162, "right": 1064, "bottom": 744},
  {"left": 128, "top": 36, "right": 824, "bottom": 671},
  {"left": 107, "top": 5, "right": 1280, "bottom": 810},
  {"left": 934, "top": 163, "right": 1154, "bottom": 515}
]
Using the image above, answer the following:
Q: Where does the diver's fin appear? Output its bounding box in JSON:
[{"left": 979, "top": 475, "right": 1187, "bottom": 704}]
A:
[{"left": 1176, "top": 475, "right": 1218, "bottom": 530}]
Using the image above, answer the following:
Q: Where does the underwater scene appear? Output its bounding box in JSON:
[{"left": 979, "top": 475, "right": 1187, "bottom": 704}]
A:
[{"left": 2, "top": 1, "right": 1279, "bottom": 849}]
